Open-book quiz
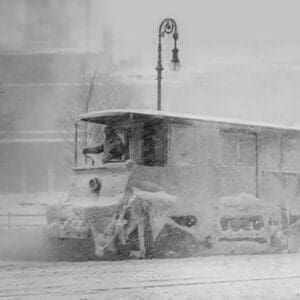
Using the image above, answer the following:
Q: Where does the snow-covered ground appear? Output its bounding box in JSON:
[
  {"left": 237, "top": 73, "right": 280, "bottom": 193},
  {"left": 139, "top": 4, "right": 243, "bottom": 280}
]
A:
[{"left": 0, "top": 253, "right": 299, "bottom": 299}]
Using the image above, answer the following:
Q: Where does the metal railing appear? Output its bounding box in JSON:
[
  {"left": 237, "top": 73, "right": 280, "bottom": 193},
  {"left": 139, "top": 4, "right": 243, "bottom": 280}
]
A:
[{"left": 0, "top": 213, "right": 45, "bottom": 230}]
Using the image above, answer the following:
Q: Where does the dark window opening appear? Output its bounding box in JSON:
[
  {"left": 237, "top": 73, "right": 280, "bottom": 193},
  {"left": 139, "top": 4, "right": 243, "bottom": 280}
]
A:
[
  {"left": 141, "top": 121, "right": 167, "bottom": 166},
  {"left": 122, "top": 128, "right": 131, "bottom": 161}
]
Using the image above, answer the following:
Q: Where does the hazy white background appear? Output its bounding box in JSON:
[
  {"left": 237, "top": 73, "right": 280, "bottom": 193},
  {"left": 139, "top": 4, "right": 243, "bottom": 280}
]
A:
[
  {"left": 106, "top": 0, "right": 300, "bottom": 125},
  {"left": 1, "top": 0, "right": 300, "bottom": 125}
]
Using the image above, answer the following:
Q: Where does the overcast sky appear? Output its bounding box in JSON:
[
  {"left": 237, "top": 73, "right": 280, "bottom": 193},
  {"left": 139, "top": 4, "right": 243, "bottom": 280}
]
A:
[
  {"left": 104, "top": 0, "right": 300, "bottom": 124},
  {"left": 108, "top": 0, "right": 300, "bottom": 61},
  {"left": 1, "top": 0, "right": 300, "bottom": 124}
]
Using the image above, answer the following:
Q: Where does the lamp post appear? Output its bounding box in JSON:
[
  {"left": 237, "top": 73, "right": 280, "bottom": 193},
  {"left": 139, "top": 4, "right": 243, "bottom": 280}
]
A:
[{"left": 156, "top": 18, "right": 180, "bottom": 111}]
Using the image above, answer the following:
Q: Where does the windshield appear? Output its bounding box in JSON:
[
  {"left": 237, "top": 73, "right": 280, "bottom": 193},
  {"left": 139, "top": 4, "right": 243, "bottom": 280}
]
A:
[
  {"left": 74, "top": 116, "right": 168, "bottom": 168},
  {"left": 75, "top": 122, "right": 130, "bottom": 167}
]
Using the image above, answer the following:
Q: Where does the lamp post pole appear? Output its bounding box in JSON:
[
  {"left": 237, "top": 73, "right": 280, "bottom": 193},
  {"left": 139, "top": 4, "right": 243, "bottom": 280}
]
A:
[{"left": 156, "top": 18, "right": 180, "bottom": 111}]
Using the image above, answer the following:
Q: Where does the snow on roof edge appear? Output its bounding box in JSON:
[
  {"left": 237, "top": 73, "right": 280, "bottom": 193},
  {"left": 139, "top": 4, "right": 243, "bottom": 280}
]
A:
[{"left": 80, "top": 109, "right": 300, "bottom": 131}]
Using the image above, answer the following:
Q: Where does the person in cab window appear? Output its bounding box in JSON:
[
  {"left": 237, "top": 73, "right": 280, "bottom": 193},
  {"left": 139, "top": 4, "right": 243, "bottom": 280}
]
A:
[{"left": 82, "top": 125, "right": 125, "bottom": 163}]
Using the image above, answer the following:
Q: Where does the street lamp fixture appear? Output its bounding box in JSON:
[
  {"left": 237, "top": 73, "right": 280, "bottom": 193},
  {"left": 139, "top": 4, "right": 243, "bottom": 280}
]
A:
[
  {"left": 156, "top": 18, "right": 180, "bottom": 110},
  {"left": 171, "top": 32, "right": 180, "bottom": 71}
]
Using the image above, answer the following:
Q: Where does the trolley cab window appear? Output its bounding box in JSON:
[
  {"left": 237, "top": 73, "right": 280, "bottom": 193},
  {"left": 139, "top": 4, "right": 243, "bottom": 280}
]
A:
[
  {"left": 138, "top": 120, "right": 167, "bottom": 167},
  {"left": 78, "top": 112, "right": 168, "bottom": 167}
]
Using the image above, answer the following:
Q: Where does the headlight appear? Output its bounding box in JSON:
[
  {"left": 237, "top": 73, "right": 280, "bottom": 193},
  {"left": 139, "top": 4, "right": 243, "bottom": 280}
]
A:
[{"left": 89, "top": 177, "right": 102, "bottom": 195}]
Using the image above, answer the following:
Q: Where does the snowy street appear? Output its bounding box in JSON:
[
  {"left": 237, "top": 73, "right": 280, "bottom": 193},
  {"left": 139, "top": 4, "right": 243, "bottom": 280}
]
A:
[{"left": 0, "top": 253, "right": 300, "bottom": 299}]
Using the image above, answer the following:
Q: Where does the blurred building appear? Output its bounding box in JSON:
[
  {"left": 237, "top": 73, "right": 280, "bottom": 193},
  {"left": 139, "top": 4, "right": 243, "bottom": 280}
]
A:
[{"left": 0, "top": 0, "right": 112, "bottom": 195}]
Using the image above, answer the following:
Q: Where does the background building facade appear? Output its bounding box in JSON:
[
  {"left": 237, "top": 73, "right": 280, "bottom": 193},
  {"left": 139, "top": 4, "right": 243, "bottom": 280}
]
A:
[{"left": 0, "top": 0, "right": 112, "bottom": 195}]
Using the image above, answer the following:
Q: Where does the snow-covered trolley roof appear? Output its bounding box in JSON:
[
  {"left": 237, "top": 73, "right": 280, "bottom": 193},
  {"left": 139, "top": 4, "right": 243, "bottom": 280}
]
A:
[{"left": 80, "top": 109, "right": 300, "bottom": 132}]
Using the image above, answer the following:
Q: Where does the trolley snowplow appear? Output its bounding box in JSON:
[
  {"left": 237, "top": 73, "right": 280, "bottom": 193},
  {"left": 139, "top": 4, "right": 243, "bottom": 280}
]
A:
[
  {"left": 42, "top": 109, "right": 300, "bottom": 259},
  {"left": 43, "top": 163, "right": 292, "bottom": 260},
  {"left": 43, "top": 161, "right": 209, "bottom": 260}
]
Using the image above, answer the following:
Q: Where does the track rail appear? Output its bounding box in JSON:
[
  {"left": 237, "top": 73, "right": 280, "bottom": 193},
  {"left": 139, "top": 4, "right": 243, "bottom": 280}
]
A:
[{"left": 1, "top": 274, "right": 300, "bottom": 298}]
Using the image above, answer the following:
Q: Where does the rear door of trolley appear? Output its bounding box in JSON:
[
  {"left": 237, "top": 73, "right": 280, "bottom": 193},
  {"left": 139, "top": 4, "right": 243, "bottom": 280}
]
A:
[{"left": 220, "top": 129, "right": 258, "bottom": 197}]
